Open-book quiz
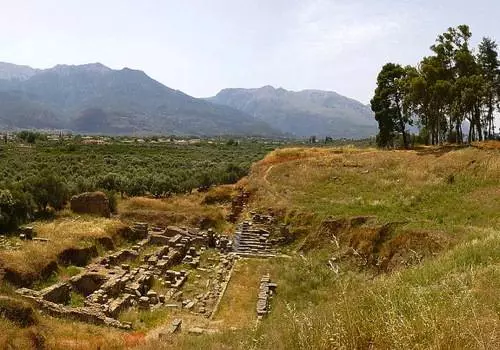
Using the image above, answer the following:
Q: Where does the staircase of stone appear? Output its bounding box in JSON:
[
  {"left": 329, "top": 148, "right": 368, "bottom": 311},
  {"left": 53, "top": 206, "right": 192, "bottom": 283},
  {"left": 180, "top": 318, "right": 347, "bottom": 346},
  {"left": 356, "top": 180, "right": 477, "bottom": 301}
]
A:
[{"left": 232, "top": 222, "right": 276, "bottom": 257}]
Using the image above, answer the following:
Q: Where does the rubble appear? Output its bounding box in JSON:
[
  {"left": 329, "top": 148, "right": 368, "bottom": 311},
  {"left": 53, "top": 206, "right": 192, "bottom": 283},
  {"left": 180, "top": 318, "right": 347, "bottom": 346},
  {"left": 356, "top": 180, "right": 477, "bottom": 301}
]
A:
[
  {"left": 14, "top": 215, "right": 280, "bottom": 330},
  {"left": 256, "top": 274, "right": 277, "bottom": 318}
]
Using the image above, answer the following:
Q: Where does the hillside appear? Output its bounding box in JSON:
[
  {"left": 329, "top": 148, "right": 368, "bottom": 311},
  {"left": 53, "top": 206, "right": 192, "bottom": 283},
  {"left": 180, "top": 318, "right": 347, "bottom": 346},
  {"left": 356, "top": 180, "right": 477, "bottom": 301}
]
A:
[
  {"left": 2, "top": 142, "right": 500, "bottom": 349},
  {"left": 208, "top": 86, "right": 377, "bottom": 138},
  {"left": 0, "top": 62, "right": 278, "bottom": 136}
]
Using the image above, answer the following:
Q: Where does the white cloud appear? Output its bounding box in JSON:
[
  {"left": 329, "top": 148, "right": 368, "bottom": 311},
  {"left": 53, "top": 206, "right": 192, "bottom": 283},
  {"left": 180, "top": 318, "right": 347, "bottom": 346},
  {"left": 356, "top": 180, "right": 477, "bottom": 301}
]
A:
[{"left": 289, "top": 0, "right": 402, "bottom": 62}]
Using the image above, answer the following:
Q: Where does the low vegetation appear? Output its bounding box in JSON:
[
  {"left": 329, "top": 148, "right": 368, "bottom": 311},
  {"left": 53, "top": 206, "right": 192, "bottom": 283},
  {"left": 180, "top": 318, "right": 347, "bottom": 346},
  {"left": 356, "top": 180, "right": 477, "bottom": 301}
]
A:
[
  {"left": 1, "top": 142, "right": 499, "bottom": 349},
  {"left": 0, "top": 138, "right": 278, "bottom": 232},
  {"left": 144, "top": 143, "right": 500, "bottom": 349},
  {"left": 0, "top": 215, "right": 124, "bottom": 286}
]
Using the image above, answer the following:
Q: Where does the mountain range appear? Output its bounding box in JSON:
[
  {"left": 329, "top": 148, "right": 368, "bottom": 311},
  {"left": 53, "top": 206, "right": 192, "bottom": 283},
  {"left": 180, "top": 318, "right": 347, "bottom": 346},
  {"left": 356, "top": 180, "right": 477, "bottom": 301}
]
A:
[
  {"left": 208, "top": 86, "right": 376, "bottom": 138},
  {"left": 0, "top": 62, "right": 376, "bottom": 138}
]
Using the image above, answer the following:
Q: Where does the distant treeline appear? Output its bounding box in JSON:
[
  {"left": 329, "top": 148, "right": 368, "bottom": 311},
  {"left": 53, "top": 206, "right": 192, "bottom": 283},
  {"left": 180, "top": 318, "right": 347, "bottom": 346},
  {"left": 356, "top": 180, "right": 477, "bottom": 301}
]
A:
[
  {"left": 372, "top": 25, "right": 500, "bottom": 148},
  {"left": 0, "top": 140, "right": 277, "bottom": 232}
]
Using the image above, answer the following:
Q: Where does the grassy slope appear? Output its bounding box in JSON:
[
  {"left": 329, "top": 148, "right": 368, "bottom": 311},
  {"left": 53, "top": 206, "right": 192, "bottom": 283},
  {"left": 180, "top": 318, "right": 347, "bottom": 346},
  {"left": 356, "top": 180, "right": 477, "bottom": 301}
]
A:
[
  {"left": 149, "top": 144, "right": 500, "bottom": 349},
  {"left": 2, "top": 144, "right": 500, "bottom": 349},
  {"left": 0, "top": 214, "right": 124, "bottom": 284}
]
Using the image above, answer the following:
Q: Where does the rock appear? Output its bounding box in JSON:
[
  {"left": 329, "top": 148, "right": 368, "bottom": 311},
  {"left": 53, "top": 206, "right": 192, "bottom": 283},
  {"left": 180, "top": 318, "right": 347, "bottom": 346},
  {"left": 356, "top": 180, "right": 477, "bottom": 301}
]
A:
[
  {"left": 19, "top": 227, "right": 34, "bottom": 240},
  {"left": 40, "top": 282, "right": 71, "bottom": 304},
  {"left": 108, "top": 294, "right": 133, "bottom": 317},
  {"left": 70, "top": 273, "right": 108, "bottom": 296},
  {"left": 138, "top": 297, "right": 150, "bottom": 310},
  {"left": 184, "top": 301, "right": 196, "bottom": 310},
  {"left": 70, "top": 192, "right": 110, "bottom": 218},
  {"left": 147, "top": 291, "right": 158, "bottom": 304},
  {"left": 168, "top": 318, "right": 182, "bottom": 334},
  {"left": 164, "top": 226, "right": 187, "bottom": 237},
  {"left": 188, "top": 327, "right": 206, "bottom": 335},
  {"left": 149, "top": 234, "right": 170, "bottom": 245}
]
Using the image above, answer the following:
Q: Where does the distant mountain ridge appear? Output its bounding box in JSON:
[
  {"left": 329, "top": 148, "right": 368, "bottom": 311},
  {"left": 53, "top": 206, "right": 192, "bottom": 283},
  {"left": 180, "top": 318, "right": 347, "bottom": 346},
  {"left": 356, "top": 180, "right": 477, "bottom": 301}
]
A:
[
  {"left": 0, "top": 62, "right": 40, "bottom": 81},
  {"left": 208, "top": 86, "right": 377, "bottom": 138},
  {"left": 0, "top": 62, "right": 278, "bottom": 136},
  {"left": 0, "top": 61, "right": 376, "bottom": 138}
]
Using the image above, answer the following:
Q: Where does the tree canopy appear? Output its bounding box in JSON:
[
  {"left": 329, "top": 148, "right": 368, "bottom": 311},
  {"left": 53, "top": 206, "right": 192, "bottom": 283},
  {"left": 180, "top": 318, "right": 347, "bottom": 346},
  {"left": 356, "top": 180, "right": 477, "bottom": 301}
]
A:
[{"left": 372, "top": 25, "right": 499, "bottom": 146}]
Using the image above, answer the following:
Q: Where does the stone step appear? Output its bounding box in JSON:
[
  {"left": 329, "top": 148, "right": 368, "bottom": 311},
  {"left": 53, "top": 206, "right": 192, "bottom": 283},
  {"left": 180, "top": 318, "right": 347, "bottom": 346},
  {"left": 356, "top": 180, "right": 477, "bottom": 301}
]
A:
[
  {"left": 234, "top": 240, "right": 270, "bottom": 247},
  {"left": 234, "top": 244, "right": 271, "bottom": 251}
]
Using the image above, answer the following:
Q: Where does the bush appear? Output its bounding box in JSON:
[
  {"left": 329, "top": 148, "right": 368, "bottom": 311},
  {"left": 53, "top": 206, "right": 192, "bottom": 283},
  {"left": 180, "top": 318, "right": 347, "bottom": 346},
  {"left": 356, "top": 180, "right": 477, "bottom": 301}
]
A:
[
  {"left": 24, "top": 171, "right": 69, "bottom": 211},
  {"left": 103, "top": 190, "right": 118, "bottom": 214}
]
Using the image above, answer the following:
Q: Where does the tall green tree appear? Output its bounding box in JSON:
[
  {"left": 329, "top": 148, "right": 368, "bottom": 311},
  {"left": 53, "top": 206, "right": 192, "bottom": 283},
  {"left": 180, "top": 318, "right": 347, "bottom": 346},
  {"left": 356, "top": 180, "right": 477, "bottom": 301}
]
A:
[
  {"left": 477, "top": 37, "right": 499, "bottom": 138},
  {"left": 25, "top": 171, "right": 69, "bottom": 212},
  {"left": 371, "top": 63, "right": 413, "bottom": 148}
]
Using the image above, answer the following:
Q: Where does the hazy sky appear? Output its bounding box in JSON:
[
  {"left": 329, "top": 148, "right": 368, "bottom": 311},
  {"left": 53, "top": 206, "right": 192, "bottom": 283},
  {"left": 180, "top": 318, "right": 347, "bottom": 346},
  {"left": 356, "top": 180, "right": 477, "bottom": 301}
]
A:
[{"left": 0, "top": 0, "right": 498, "bottom": 103}]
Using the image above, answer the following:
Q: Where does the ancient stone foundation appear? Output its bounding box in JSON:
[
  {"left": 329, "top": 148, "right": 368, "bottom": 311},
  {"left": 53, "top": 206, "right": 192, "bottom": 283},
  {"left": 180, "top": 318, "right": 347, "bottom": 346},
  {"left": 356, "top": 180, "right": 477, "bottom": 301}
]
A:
[
  {"left": 256, "top": 274, "right": 277, "bottom": 319},
  {"left": 16, "top": 222, "right": 237, "bottom": 330},
  {"left": 70, "top": 192, "right": 110, "bottom": 218}
]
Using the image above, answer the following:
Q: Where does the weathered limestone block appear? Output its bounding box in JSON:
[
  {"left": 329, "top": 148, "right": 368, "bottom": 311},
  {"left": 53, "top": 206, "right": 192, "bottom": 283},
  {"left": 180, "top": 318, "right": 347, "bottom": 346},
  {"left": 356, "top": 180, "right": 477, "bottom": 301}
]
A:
[
  {"left": 164, "top": 226, "right": 186, "bottom": 237},
  {"left": 147, "top": 255, "right": 158, "bottom": 266},
  {"left": 157, "top": 246, "right": 169, "bottom": 258},
  {"left": 168, "top": 234, "right": 182, "bottom": 247},
  {"left": 110, "top": 249, "right": 139, "bottom": 265},
  {"left": 70, "top": 192, "right": 110, "bottom": 218},
  {"left": 167, "top": 249, "right": 182, "bottom": 265},
  {"left": 149, "top": 234, "right": 170, "bottom": 245},
  {"left": 138, "top": 296, "right": 150, "bottom": 310},
  {"left": 70, "top": 273, "right": 108, "bottom": 296},
  {"left": 108, "top": 294, "right": 133, "bottom": 317},
  {"left": 101, "top": 277, "right": 124, "bottom": 298},
  {"left": 147, "top": 291, "right": 158, "bottom": 304},
  {"left": 19, "top": 227, "right": 34, "bottom": 240},
  {"left": 40, "top": 282, "right": 71, "bottom": 304},
  {"left": 156, "top": 260, "right": 171, "bottom": 271}
]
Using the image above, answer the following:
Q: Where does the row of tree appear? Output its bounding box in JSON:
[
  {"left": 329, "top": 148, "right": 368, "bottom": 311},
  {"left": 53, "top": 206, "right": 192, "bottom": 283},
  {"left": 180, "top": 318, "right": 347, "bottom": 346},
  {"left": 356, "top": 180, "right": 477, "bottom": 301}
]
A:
[
  {"left": 371, "top": 25, "right": 499, "bottom": 147},
  {"left": 0, "top": 164, "right": 247, "bottom": 232}
]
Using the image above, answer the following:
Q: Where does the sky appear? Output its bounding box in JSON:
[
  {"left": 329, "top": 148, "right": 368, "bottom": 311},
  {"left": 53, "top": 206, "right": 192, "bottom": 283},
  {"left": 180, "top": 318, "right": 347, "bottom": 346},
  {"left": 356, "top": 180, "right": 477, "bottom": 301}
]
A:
[{"left": 0, "top": 0, "right": 499, "bottom": 104}]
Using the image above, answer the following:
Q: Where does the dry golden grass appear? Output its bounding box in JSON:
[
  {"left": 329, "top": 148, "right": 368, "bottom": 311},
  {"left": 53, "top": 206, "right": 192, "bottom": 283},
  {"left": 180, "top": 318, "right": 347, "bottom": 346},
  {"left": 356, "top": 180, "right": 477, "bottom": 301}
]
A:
[
  {"left": 244, "top": 146, "right": 500, "bottom": 234},
  {"left": 214, "top": 258, "right": 274, "bottom": 329},
  {"left": 472, "top": 140, "right": 500, "bottom": 150},
  {"left": 4, "top": 145, "right": 500, "bottom": 350},
  {"left": 118, "top": 194, "right": 231, "bottom": 232},
  {"left": 0, "top": 314, "right": 127, "bottom": 350},
  {"left": 202, "top": 185, "right": 237, "bottom": 205},
  {"left": 0, "top": 216, "right": 123, "bottom": 282}
]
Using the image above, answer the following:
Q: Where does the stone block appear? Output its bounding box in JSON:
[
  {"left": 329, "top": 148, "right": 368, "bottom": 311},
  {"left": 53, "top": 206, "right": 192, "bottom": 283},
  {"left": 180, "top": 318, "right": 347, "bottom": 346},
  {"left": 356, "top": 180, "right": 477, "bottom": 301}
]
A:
[
  {"left": 70, "top": 273, "right": 108, "bottom": 296},
  {"left": 40, "top": 282, "right": 71, "bottom": 304},
  {"left": 149, "top": 234, "right": 170, "bottom": 245}
]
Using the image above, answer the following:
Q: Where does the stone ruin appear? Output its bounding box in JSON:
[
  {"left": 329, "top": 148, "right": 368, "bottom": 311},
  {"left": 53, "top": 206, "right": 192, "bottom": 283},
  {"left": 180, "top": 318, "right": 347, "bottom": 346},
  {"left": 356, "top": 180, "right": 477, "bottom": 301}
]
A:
[
  {"left": 15, "top": 223, "right": 236, "bottom": 330},
  {"left": 70, "top": 191, "right": 111, "bottom": 218},
  {"left": 18, "top": 227, "right": 33, "bottom": 240},
  {"left": 256, "top": 274, "right": 277, "bottom": 319},
  {"left": 12, "top": 210, "right": 283, "bottom": 332},
  {"left": 232, "top": 213, "right": 278, "bottom": 257}
]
